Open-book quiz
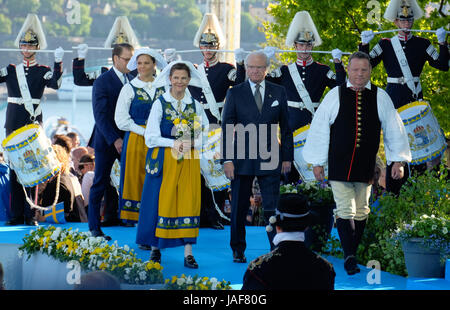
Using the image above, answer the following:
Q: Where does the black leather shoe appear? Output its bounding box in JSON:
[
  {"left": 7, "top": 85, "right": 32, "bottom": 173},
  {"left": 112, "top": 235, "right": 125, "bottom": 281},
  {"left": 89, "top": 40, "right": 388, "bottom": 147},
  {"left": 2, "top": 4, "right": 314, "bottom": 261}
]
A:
[
  {"left": 184, "top": 255, "right": 198, "bottom": 269},
  {"left": 101, "top": 218, "right": 121, "bottom": 227},
  {"left": 233, "top": 251, "right": 247, "bottom": 263},
  {"left": 5, "top": 218, "right": 24, "bottom": 226},
  {"left": 138, "top": 244, "right": 152, "bottom": 251},
  {"left": 150, "top": 249, "right": 161, "bottom": 263},
  {"left": 344, "top": 256, "right": 360, "bottom": 275},
  {"left": 211, "top": 221, "right": 224, "bottom": 230},
  {"left": 90, "top": 229, "right": 112, "bottom": 241},
  {"left": 25, "top": 218, "right": 39, "bottom": 226}
]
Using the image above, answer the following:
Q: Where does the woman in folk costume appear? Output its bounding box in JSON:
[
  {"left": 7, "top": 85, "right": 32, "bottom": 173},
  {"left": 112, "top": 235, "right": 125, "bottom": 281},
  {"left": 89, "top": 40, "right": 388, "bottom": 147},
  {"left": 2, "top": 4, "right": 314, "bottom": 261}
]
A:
[
  {"left": 136, "top": 61, "right": 209, "bottom": 269},
  {"left": 115, "top": 48, "right": 168, "bottom": 227}
]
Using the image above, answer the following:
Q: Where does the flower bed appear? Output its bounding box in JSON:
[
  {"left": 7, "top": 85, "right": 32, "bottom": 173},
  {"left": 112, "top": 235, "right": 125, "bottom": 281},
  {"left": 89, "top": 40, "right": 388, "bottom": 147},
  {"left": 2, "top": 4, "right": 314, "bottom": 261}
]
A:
[
  {"left": 164, "top": 274, "right": 232, "bottom": 290},
  {"left": 18, "top": 226, "right": 164, "bottom": 285},
  {"left": 18, "top": 226, "right": 232, "bottom": 290}
]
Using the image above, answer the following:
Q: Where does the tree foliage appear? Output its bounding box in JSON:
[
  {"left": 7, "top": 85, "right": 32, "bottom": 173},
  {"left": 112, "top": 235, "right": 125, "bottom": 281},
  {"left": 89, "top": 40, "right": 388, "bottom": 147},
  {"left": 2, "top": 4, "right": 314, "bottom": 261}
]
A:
[{"left": 263, "top": 0, "right": 449, "bottom": 135}]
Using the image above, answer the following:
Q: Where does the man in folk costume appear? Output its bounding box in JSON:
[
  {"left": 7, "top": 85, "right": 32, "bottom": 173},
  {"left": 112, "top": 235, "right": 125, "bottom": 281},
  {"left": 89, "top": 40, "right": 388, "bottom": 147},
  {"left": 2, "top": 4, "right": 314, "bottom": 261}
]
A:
[
  {"left": 72, "top": 16, "right": 140, "bottom": 87},
  {"left": 235, "top": 11, "right": 346, "bottom": 183},
  {"left": 1, "top": 14, "right": 64, "bottom": 226},
  {"left": 303, "top": 52, "right": 412, "bottom": 275},
  {"left": 88, "top": 21, "right": 136, "bottom": 239},
  {"left": 190, "top": 13, "right": 242, "bottom": 230},
  {"left": 359, "top": 0, "right": 449, "bottom": 194}
]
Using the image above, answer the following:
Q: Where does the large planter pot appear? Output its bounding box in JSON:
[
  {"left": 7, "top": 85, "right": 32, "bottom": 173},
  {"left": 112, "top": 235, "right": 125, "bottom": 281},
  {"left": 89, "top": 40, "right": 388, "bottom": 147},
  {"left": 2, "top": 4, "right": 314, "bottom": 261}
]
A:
[
  {"left": 22, "top": 252, "right": 78, "bottom": 290},
  {"left": 305, "top": 203, "right": 336, "bottom": 252},
  {"left": 22, "top": 252, "right": 164, "bottom": 290},
  {"left": 401, "top": 238, "right": 445, "bottom": 278}
]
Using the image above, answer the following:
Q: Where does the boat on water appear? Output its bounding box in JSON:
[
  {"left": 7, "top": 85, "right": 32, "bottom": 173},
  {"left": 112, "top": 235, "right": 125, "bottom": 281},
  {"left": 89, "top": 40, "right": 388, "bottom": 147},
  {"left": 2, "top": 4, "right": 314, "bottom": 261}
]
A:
[{"left": 57, "top": 58, "right": 112, "bottom": 101}]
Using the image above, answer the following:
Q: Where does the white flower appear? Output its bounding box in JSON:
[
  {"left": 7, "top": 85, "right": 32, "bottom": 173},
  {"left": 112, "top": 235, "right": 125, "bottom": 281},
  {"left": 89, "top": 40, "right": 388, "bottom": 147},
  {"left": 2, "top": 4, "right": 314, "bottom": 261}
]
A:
[
  {"left": 124, "top": 245, "right": 130, "bottom": 252},
  {"left": 421, "top": 214, "right": 429, "bottom": 219},
  {"left": 431, "top": 214, "right": 435, "bottom": 219},
  {"left": 18, "top": 250, "right": 23, "bottom": 258},
  {"left": 177, "top": 277, "right": 186, "bottom": 286},
  {"left": 139, "top": 271, "right": 147, "bottom": 281},
  {"left": 443, "top": 227, "right": 448, "bottom": 235},
  {"left": 186, "top": 276, "right": 193, "bottom": 285},
  {"left": 432, "top": 225, "right": 437, "bottom": 230},
  {"left": 184, "top": 218, "right": 190, "bottom": 224}
]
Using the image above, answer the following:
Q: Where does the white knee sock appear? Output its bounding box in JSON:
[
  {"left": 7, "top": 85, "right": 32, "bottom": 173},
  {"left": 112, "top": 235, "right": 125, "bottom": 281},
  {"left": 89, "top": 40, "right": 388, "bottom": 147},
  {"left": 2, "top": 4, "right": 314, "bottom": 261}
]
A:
[{"left": 184, "top": 244, "right": 192, "bottom": 257}]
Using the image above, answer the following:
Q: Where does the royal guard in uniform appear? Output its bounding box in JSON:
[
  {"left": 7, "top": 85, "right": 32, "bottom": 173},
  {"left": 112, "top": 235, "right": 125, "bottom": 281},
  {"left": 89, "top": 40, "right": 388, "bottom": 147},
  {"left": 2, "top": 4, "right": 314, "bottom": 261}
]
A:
[
  {"left": 1, "top": 14, "right": 64, "bottom": 226},
  {"left": 359, "top": 0, "right": 449, "bottom": 194},
  {"left": 190, "top": 13, "right": 243, "bottom": 230},
  {"left": 236, "top": 11, "right": 346, "bottom": 184},
  {"left": 242, "top": 193, "right": 335, "bottom": 290},
  {"left": 72, "top": 16, "right": 140, "bottom": 87}
]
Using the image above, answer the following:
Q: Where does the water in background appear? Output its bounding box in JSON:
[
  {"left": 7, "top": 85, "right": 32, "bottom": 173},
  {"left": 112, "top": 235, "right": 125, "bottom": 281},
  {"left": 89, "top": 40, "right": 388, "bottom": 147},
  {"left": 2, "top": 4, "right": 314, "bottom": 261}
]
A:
[{"left": 0, "top": 99, "right": 95, "bottom": 145}]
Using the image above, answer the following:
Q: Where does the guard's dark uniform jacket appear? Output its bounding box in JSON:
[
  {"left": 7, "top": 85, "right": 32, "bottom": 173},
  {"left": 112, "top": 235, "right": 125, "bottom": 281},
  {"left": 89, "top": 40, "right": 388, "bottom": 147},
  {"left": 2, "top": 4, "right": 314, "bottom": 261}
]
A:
[
  {"left": 359, "top": 35, "right": 449, "bottom": 109},
  {"left": 241, "top": 241, "right": 335, "bottom": 290},
  {"left": 1, "top": 61, "right": 62, "bottom": 133},
  {"left": 189, "top": 60, "right": 241, "bottom": 124},
  {"left": 237, "top": 60, "right": 346, "bottom": 132}
]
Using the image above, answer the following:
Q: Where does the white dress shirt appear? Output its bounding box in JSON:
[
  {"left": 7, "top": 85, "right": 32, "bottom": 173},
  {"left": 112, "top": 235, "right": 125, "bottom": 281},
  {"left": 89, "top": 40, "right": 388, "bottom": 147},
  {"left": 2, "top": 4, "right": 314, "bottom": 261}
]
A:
[
  {"left": 303, "top": 81, "right": 412, "bottom": 166},
  {"left": 115, "top": 76, "right": 156, "bottom": 136},
  {"left": 144, "top": 90, "right": 209, "bottom": 149},
  {"left": 112, "top": 66, "right": 128, "bottom": 85}
]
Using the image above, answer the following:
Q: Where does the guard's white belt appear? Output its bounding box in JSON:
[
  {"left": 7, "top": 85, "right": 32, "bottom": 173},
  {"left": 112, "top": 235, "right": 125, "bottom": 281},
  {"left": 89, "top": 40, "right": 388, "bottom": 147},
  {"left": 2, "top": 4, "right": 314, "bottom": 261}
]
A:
[
  {"left": 203, "top": 101, "right": 224, "bottom": 110},
  {"left": 287, "top": 101, "right": 320, "bottom": 109},
  {"left": 387, "top": 76, "right": 420, "bottom": 85},
  {"left": 8, "top": 97, "right": 41, "bottom": 104}
]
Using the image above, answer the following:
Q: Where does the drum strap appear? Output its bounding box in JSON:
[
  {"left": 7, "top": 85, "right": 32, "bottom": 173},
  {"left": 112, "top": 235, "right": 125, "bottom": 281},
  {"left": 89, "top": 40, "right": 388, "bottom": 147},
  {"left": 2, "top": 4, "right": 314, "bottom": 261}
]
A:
[
  {"left": 24, "top": 173, "right": 61, "bottom": 212},
  {"left": 209, "top": 187, "right": 230, "bottom": 222},
  {"left": 197, "top": 63, "right": 221, "bottom": 122},
  {"left": 15, "top": 63, "right": 42, "bottom": 121},
  {"left": 288, "top": 63, "right": 315, "bottom": 116},
  {"left": 391, "top": 36, "right": 422, "bottom": 99}
]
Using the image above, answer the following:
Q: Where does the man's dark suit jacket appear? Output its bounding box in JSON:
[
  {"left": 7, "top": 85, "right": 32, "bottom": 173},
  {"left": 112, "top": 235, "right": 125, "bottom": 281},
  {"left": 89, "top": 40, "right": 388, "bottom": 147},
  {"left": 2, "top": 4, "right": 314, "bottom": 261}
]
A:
[
  {"left": 91, "top": 68, "right": 127, "bottom": 150},
  {"left": 221, "top": 80, "right": 293, "bottom": 176}
]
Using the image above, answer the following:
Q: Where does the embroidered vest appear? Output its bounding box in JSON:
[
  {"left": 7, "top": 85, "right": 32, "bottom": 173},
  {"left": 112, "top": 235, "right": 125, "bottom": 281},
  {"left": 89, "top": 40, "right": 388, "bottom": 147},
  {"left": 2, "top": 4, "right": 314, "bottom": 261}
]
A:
[{"left": 328, "top": 86, "right": 381, "bottom": 183}]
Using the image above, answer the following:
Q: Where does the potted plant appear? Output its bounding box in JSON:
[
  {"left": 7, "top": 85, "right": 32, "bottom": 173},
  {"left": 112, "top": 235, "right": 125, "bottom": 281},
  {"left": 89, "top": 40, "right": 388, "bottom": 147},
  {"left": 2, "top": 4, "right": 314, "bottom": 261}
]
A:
[
  {"left": 394, "top": 214, "right": 450, "bottom": 278},
  {"left": 280, "top": 181, "right": 336, "bottom": 252}
]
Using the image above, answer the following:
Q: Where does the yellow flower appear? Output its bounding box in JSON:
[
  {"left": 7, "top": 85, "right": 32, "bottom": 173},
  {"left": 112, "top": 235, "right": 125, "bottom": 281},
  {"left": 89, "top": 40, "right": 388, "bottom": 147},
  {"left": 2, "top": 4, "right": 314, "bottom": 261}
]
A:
[
  {"left": 92, "top": 248, "right": 103, "bottom": 255},
  {"left": 99, "top": 262, "right": 107, "bottom": 270},
  {"left": 171, "top": 276, "right": 177, "bottom": 284},
  {"left": 44, "top": 231, "right": 52, "bottom": 237},
  {"left": 193, "top": 121, "right": 201, "bottom": 130},
  {"left": 173, "top": 118, "right": 180, "bottom": 125},
  {"left": 181, "top": 119, "right": 188, "bottom": 125}
]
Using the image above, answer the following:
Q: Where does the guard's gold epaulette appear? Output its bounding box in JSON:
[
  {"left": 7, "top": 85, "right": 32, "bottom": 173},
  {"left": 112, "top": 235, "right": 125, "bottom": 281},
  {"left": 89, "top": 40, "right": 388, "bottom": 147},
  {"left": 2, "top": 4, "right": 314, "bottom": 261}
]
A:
[{"left": 248, "top": 249, "right": 281, "bottom": 271}]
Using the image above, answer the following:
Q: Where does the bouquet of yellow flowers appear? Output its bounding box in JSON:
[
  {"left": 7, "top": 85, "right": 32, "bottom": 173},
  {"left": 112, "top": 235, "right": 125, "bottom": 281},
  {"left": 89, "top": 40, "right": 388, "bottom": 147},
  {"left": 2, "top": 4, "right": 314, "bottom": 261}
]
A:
[
  {"left": 170, "top": 107, "right": 202, "bottom": 161},
  {"left": 18, "top": 226, "right": 164, "bottom": 285}
]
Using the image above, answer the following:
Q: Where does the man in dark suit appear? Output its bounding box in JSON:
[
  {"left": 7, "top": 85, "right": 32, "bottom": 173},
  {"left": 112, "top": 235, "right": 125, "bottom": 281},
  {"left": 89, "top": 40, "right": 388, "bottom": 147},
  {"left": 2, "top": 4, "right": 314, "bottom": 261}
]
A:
[
  {"left": 221, "top": 51, "right": 293, "bottom": 263},
  {"left": 88, "top": 43, "right": 134, "bottom": 239}
]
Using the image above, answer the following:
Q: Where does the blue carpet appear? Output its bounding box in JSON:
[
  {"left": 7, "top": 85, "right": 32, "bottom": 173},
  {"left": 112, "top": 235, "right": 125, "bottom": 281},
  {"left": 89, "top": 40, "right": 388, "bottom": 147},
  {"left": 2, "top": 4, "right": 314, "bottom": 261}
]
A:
[{"left": 0, "top": 221, "right": 449, "bottom": 290}]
